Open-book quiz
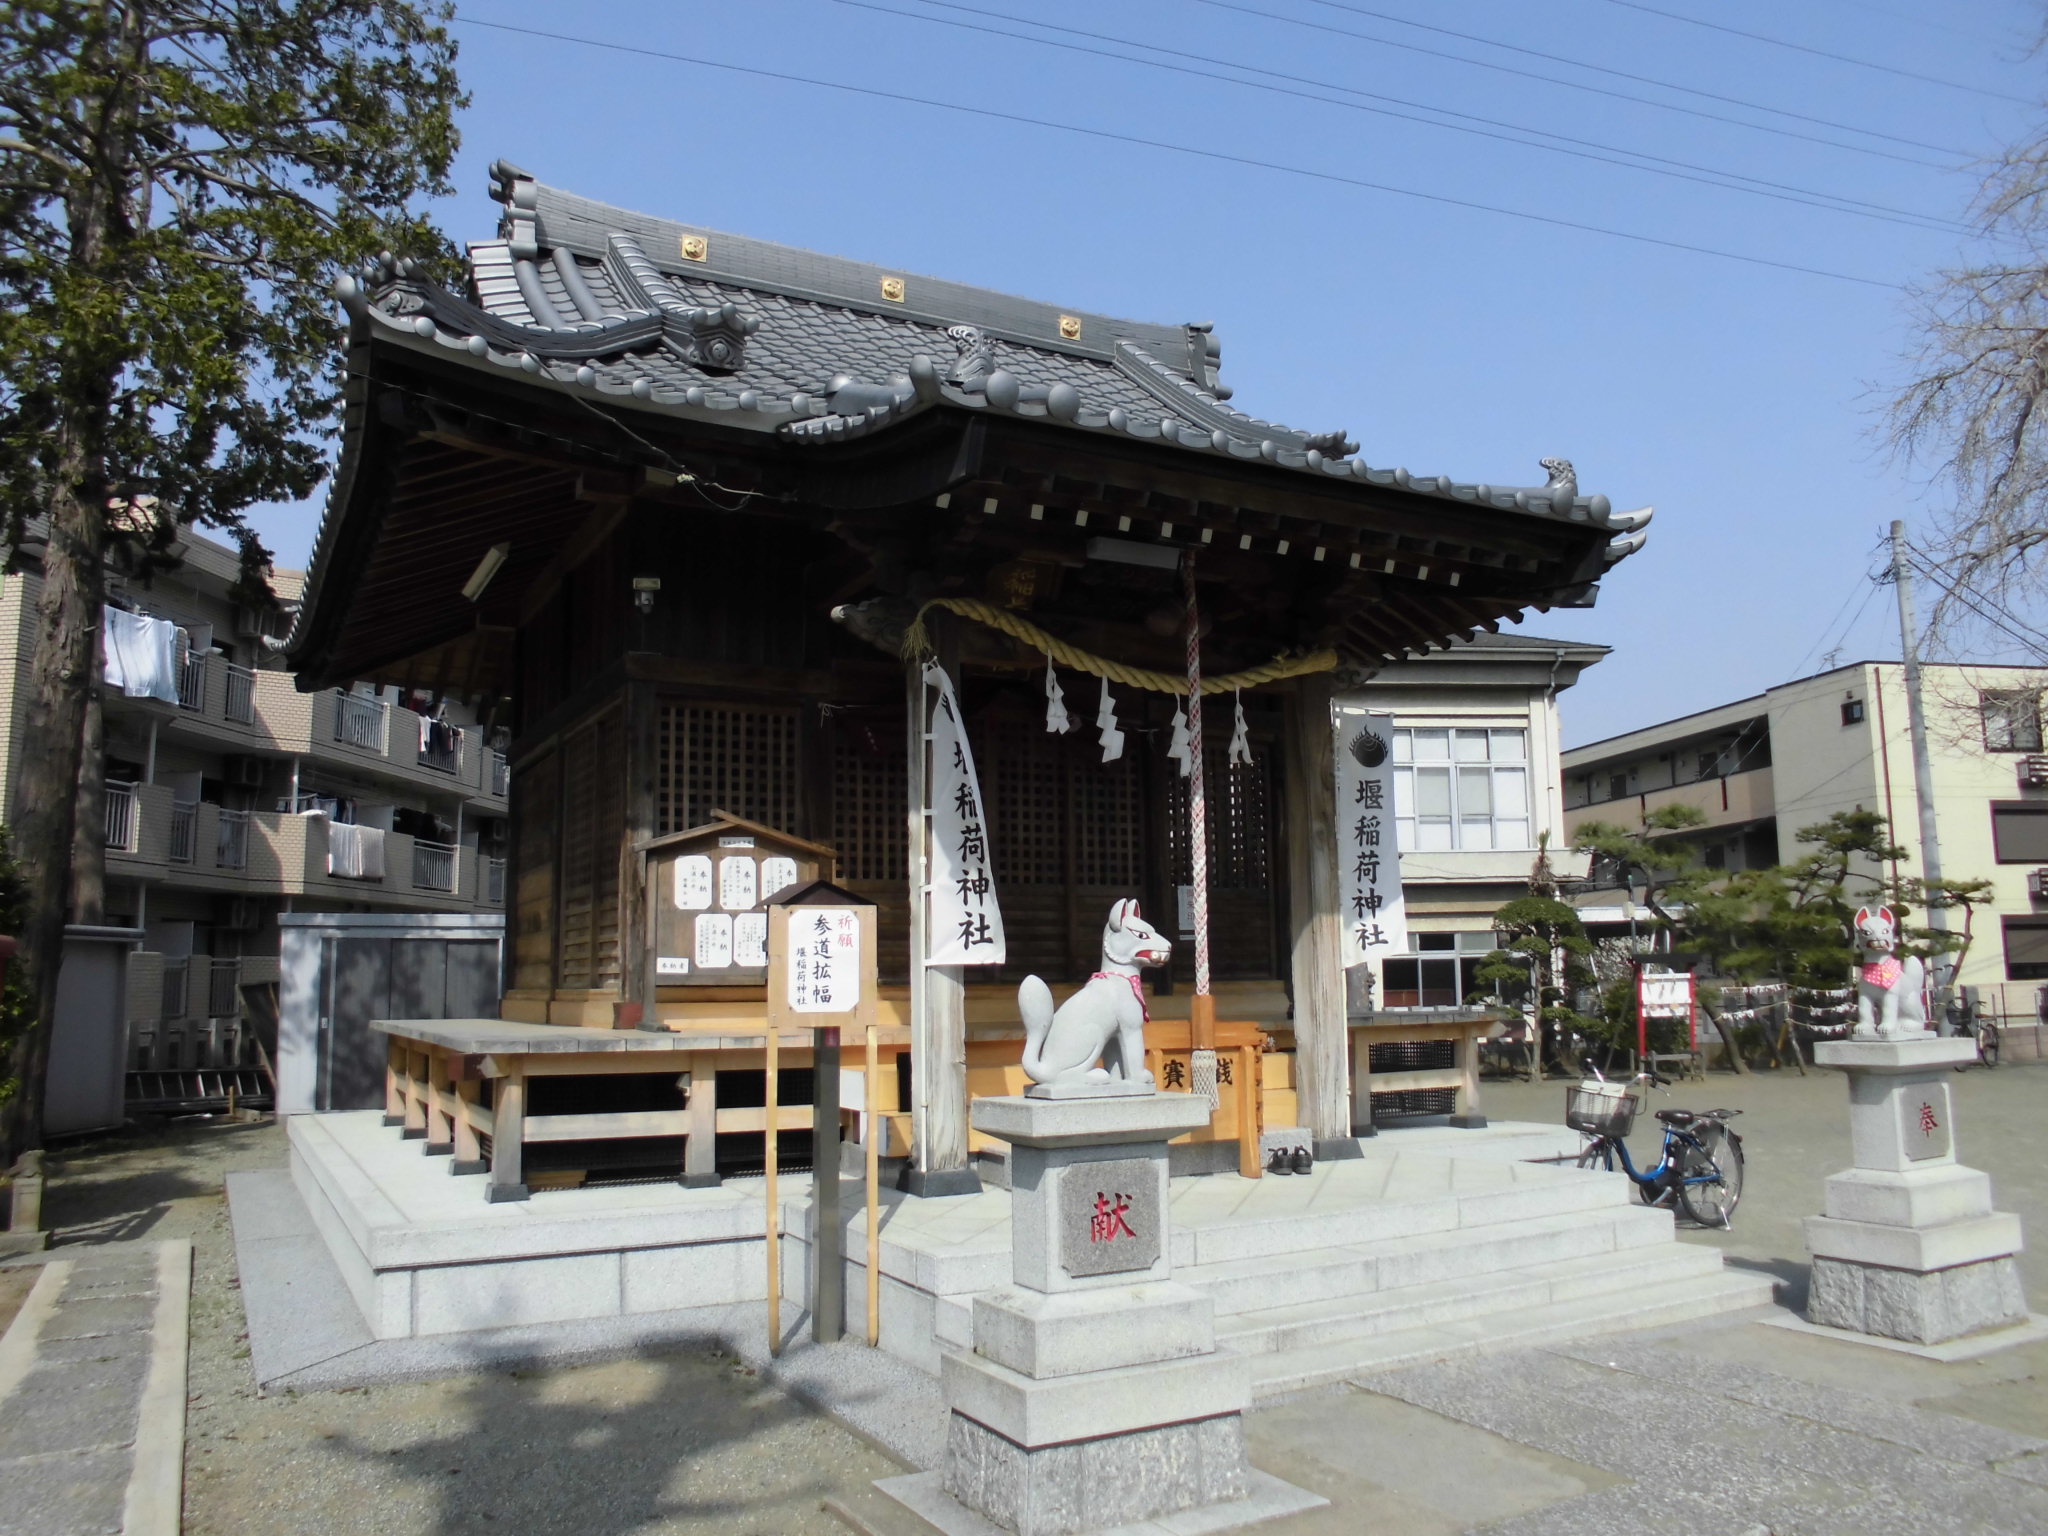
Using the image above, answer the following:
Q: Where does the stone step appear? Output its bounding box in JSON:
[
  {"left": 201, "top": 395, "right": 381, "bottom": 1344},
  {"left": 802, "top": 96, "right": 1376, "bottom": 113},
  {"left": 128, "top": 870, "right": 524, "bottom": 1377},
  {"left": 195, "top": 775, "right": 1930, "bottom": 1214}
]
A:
[
  {"left": 1185, "top": 1202, "right": 1674, "bottom": 1317},
  {"left": 1177, "top": 1166, "right": 1631, "bottom": 1269},
  {"left": 1217, "top": 1241, "right": 1727, "bottom": 1356},
  {"left": 1246, "top": 1266, "right": 1778, "bottom": 1398}
]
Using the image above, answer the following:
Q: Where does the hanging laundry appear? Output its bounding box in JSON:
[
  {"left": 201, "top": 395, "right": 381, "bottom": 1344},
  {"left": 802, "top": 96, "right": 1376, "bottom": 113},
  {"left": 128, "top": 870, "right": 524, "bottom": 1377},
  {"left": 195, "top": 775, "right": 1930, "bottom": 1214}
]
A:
[
  {"left": 1228, "top": 688, "right": 1253, "bottom": 766},
  {"left": 1166, "top": 699, "right": 1193, "bottom": 778},
  {"left": 326, "top": 821, "right": 387, "bottom": 880},
  {"left": 1095, "top": 677, "right": 1125, "bottom": 763},
  {"left": 1043, "top": 656, "right": 1073, "bottom": 734},
  {"left": 100, "top": 606, "right": 180, "bottom": 703}
]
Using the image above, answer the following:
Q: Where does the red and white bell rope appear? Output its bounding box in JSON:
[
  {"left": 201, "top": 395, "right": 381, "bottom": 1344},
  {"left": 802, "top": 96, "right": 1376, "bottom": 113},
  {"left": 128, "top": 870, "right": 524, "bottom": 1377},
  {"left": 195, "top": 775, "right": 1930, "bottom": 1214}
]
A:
[{"left": 1183, "top": 555, "right": 1219, "bottom": 1110}]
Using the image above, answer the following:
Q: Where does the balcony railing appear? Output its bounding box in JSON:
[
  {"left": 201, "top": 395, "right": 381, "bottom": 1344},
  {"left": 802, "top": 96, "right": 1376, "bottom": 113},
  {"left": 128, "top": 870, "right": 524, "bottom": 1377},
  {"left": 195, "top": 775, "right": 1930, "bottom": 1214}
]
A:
[
  {"left": 161, "top": 959, "right": 189, "bottom": 1021},
  {"left": 207, "top": 958, "right": 241, "bottom": 1019},
  {"left": 491, "top": 750, "right": 510, "bottom": 798},
  {"left": 168, "top": 799, "right": 197, "bottom": 864},
  {"left": 413, "top": 839, "right": 457, "bottom": 892},
  {"left": 215, "top": 808, "right": 249, "bottom": 870},
  {"left": 333, "top": 689, "right": 387, "bottom": 751},
  {"left": 417, "top": 723, "right": 460, "bottom": 775},
  {"left": 176, "top": 650, "right": 206, "bottom": 711},
  {"left": 484, "top": 856, "right": 506, "bottom": 905},
  {"left": 105, "top": 780, "right": 136, "bottom": 851},
  {"left": 224, "top": 662, "right": 256, "bottom": 724}
]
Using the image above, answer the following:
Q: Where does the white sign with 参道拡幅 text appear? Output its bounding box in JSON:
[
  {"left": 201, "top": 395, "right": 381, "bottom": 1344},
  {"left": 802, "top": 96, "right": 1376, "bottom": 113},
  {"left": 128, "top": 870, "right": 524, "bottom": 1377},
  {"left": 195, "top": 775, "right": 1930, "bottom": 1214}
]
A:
[
  {"left": 1335, "top": 706, "right": 1408, "bottom": 966},
  {"left": 924, "top": 663, "right": 1006, "bottom": 966},
  {"left": 789, "top": 908, "right": 862, "bottom": 1013}
]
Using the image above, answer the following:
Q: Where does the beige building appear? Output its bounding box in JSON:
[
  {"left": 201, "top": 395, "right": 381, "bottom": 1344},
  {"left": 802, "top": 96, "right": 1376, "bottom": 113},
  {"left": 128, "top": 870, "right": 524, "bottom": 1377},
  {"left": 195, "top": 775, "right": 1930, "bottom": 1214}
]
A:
[
  {"left": 1352, "top": 633, "right": 1607, "bottom": 1010},
  {"left": 1562, "top": 660, "right": 2048, "bottom": 1008},
  {"left": 0, "top": 526, "right": 508, "bottom": 1078}
]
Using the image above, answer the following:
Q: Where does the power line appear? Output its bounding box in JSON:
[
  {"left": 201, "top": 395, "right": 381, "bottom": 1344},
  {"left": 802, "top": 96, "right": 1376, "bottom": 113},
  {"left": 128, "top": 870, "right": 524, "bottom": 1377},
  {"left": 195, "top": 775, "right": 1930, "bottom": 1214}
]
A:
[
  {"left": 1787, "top": 560, "right": 1883, "bottom": 679},
  {"left": 451, "top": 14, "right": 1902, "bottom": 290},
  {"left": 858, "top": 0, "right": 1970, "bottom": 236},
  {"left": 1255, "top": 0, "right": 1968, "bottom": 161},
  {"left": 1594, "top": 0, "right": 2035, "bottom": 105}
]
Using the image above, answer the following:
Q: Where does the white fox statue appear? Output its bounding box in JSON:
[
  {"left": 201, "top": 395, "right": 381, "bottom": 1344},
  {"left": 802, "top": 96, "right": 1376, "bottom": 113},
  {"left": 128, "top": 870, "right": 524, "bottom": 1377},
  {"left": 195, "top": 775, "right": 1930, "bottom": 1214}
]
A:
[
  {"left": 1852, "top": 905, "right": 1929, "bottom": 1041},
  {"left": 1018, "top": 899, "right": 1172, "bottom": 1088}
]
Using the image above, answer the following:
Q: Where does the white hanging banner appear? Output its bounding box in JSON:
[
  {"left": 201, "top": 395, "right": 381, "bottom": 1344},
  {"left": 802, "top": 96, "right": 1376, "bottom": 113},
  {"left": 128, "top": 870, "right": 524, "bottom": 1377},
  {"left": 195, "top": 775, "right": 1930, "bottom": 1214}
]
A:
[
  {"left": 1335, "top": 707, "right": 1408, "bottom": 966},
  {"left": 925, "top": 663, "right": 1007, "bottom": 966}
]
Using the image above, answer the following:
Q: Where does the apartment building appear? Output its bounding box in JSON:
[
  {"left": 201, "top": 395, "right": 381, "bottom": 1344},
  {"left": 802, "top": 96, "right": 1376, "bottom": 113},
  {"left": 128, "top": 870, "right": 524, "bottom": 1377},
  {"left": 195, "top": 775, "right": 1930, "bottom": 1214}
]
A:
[
  {"left": 0, "top": 526, "right": 508, "bottom": 1076},
  {"left": 1562, "top": 660, "right": 2048, "bottom": 1006},
  {"left": 1351, "top": 633, "right": 1608, "bottom": 1009}
]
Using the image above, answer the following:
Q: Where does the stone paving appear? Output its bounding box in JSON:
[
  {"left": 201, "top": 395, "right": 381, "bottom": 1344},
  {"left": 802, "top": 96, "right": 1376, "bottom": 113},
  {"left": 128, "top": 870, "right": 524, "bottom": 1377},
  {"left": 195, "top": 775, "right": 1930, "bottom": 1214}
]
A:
[
  {"left": 1356, "top": 1324, "right": 2048, "bottom": 1535},
  {"left": 0, "top": 1241, "right": 189, "bottom": 1536}
]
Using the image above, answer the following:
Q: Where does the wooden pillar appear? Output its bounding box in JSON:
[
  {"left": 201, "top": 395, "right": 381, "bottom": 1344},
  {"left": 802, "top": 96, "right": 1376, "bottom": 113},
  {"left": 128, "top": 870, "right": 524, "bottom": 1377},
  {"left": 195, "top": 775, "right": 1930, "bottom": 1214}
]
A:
[
  {"left": 401, "top": 1046, "right": 427, "bottom": 1139},
  {"left": 383, "top": 1037, "right": 405, "bottom": 1127},
  {"left": 1285, "top": 675, "right": 1350, "bottom": 1151},
  {"left": 487, "top": 1066, "right": 528, "bottom": 1202},
  {"left": 813, "top": 1026, "right": 843, "bottom": 1343},
  {"left": 683, "top": 1052, "right": 720, "bottom": 1187},
  {"left": 452, "top": 1074, "right": 484, "bottom": 1173},
  {"left": 904, "top": 621, "right": 976, "bottom": 1197},
  {"left": 425, "top": 1049, "right": 453, "bottom": 1153},
  {"left": 622, "top": 679, "right": 658, "bottom": 1028},
  {"left": 1452, "top": 1026, "right": 1486, "bottom": 1128}
]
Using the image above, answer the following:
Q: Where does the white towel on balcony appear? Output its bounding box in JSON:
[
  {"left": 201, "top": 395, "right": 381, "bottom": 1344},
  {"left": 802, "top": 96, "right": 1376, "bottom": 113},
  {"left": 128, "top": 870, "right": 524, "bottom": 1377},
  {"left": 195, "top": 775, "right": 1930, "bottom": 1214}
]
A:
[
  {"left": 327, "top": 821, "right": 387, "bottom": 880},
  {"left": 101, "top": 606, "right": 180, "bottom": 703}
]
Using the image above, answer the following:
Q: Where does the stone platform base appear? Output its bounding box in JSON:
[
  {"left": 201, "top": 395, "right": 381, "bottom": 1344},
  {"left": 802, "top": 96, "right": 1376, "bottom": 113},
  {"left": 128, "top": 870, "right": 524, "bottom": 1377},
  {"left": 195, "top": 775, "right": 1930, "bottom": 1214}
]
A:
[
  {"left": 882, "top": 1465, "right": 1326, "bottom": 1536},
  {"left": 944, "top": 1411, "right": 1247, "bottom": 1536},
  {"left": 1807, "top": 1254, "right": 2028, "bottom": 1345}
]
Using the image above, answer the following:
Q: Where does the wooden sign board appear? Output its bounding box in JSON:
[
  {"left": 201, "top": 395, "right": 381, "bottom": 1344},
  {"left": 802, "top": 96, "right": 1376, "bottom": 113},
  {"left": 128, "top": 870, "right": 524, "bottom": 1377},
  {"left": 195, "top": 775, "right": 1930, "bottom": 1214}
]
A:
[
  {"left": 765, "top": 882, "right": 878, "bottom": 1031},
  {"left": 637, "top": 812, "right": 835, "bottom": 989}
]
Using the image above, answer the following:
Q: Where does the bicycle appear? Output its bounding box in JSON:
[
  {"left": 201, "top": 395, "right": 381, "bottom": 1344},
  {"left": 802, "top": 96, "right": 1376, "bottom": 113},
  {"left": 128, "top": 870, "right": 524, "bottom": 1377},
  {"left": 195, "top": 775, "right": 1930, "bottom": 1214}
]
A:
[
  {"left": 1949, "top": 997, "right": 1999, "bottom": 1070},
  {"left": 1566, "top": 1069, "right": 1745, "bottom": 1228}
]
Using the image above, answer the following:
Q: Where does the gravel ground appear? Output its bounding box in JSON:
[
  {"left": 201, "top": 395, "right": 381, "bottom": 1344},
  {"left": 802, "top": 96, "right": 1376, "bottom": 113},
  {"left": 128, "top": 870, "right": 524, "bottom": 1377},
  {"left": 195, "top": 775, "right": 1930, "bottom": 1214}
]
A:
[
  {"left": 1477, "top": 1054, "right": 2048, "bottom": 1305},
  {"left": 36, "top": 1118, "right": 903, "bottom": 1536}
]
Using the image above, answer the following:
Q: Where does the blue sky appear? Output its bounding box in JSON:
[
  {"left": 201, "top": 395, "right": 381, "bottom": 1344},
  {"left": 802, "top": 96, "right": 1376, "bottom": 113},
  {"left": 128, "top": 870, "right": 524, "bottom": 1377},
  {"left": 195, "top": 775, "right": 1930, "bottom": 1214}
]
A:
[{"left": 251, "top": 0, "right": 2047, "bottom": 745}]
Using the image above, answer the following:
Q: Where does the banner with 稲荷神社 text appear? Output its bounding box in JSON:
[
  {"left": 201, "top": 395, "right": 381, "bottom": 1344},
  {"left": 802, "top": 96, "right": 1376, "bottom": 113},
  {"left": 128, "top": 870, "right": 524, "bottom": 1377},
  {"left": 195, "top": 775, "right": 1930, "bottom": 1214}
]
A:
[
  {"left": 1336, "top": 706, "right": 1408, "bottom": 967},
  {"left": 925, "top": 663, "right": 1007, "bottom": 966}
]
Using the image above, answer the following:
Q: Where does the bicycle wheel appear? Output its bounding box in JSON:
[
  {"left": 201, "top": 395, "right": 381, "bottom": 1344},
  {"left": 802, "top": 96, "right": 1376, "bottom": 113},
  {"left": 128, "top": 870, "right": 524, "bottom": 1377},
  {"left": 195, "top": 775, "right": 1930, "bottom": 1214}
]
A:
[
  {"left": 1676, "top": 1128, "right": 1743, "bottom": 1228},
  {"left": 1983, "top": 1025, "right": 2000, "bottom": 1069},
  {"left": 1575, "top": 1139, "right": 1613, "bottom": 1172}
]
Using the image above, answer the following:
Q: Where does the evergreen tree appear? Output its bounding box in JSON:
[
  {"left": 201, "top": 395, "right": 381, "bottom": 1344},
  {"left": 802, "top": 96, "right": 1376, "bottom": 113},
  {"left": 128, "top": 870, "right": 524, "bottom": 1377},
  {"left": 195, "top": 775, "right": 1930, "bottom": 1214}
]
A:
[{"left": 0, "top": 1, "right": 465, "bottom": 1159}]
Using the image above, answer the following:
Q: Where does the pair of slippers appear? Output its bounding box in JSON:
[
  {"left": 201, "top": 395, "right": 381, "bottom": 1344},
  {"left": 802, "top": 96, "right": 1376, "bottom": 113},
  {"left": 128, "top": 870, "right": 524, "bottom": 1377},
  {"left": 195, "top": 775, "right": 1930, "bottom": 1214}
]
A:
[{"left": 1266, "top": 1145, "right": 1314, "bottom": 1176}]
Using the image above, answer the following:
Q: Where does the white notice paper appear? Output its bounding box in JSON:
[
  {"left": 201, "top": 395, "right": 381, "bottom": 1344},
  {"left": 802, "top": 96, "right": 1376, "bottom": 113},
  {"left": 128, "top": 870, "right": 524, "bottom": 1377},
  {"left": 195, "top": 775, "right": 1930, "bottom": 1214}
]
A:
[
  {"left": 734, "top": 912, "right": 768, "bottom": 968},
  {"left": 719, "top": 855, "right": 758, "bottom": 911},
  {"left": 674, "top": 855, "right": 714, "bottom": 911},
  {"left": 760, "top": 856, "right": 799, "bottom": 901},
  {"left": 694, "top": 913, "right": 733, "bottom": 969},
  {"left": 925, "top": 663, "right": 1006, "bottom": 966},
  {"left": 790, "top": 907, "right": 862, "bottom": 1013},
  {"left": 1335, "top": 706, "right": 1409, "bottom": 966}
]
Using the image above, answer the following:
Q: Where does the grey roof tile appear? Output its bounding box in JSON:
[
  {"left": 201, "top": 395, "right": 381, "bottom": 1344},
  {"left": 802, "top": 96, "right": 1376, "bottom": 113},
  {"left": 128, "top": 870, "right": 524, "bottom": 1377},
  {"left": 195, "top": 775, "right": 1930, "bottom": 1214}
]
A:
[{"left": 333, "top": 163, "right": 1651, "bottom": 559}]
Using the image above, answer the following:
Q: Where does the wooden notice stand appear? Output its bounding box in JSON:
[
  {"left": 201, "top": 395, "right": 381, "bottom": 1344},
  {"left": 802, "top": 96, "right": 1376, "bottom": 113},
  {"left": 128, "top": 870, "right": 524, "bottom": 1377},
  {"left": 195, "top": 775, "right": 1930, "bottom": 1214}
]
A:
[{"left": 766, "top": 879, "right": 879, "bottom": 1355}]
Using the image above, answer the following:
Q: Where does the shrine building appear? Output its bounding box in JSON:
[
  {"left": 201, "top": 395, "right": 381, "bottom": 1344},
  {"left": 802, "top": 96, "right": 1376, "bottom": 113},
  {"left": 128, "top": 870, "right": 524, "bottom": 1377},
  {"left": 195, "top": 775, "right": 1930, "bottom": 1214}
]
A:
[{"left": 284, "top": 162, "right": 1651, "bottom": 1191}]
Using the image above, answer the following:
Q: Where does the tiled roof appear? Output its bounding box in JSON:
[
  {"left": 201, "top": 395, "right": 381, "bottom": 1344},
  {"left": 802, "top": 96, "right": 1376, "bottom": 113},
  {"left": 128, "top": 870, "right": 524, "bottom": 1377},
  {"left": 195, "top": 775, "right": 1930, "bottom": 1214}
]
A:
[{"left": 331, "top": 162, "right": 1651, "bottom": 566}]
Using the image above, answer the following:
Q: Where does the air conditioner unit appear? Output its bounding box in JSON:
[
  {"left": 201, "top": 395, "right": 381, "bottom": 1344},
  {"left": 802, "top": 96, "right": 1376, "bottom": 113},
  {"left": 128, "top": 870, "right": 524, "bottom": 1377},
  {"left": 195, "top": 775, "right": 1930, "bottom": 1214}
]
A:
[
  {"left": 232, "top": 606, "right": 263, "bottom": 637},
  {"left": 2021, "top": 756, "right": 2048, "bottom": 789},
  {"left": 222, "top": 897, "right": 261, "bottom": 931},
  {"left": 222, "top": 756, "right": 265, "bottom": 788}
]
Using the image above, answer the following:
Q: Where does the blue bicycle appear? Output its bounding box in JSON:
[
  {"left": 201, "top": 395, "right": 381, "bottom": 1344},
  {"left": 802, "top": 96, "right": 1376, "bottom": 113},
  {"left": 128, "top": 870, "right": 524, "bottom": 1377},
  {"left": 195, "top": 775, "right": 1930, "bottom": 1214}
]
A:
[{"left": 1567, "top": 1069, "right": 1744, "bottom": 1228}]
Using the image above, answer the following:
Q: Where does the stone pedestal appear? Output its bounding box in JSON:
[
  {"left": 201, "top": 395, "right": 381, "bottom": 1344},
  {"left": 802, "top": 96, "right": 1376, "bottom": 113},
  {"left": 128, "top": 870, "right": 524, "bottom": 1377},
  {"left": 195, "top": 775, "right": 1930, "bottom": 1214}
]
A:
[
  {"left": 1804, "top": 1039, "right": 2027, "bottom": 1345},
  {"left": 880, "top": 1090, "right": 1324, "bottom": 1536}
]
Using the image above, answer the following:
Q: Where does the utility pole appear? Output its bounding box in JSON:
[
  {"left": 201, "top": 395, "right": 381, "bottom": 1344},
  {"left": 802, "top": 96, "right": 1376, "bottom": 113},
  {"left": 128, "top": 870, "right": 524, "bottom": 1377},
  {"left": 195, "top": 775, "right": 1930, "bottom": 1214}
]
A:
[{"left": 1892, "top": 521, "right": 1952, "bottom": 1022}]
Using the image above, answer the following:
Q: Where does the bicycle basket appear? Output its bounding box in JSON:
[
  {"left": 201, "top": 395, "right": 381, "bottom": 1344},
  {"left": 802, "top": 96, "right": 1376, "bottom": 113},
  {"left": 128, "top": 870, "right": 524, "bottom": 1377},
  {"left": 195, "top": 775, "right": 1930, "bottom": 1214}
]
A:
[{"left": 1566, "top": 1080, "right": 1640, "bottom": 1138}]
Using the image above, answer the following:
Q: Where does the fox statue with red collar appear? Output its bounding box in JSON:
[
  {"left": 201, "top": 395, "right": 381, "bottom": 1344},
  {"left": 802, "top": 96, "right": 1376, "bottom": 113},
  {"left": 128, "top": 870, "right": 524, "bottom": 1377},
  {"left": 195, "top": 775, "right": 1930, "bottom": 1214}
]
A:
[
  {"left": 1852, "top": 906, "right": 1930, "bottom": 1040},
  {"left": 1019, "top": 898, "right": 1173, "bottom": 1088}
]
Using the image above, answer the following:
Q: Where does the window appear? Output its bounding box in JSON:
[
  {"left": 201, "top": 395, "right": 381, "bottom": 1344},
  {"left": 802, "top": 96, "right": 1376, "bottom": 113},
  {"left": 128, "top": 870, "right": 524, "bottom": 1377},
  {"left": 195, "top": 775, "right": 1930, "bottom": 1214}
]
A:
[
  {"left": 1380, "top": 931, "right": 1500, "bottom": 1008},
  {"left": 1991, "top": 802, "right": 2048, "bottom": 863},
  {"left": 1982, "top": 690, "right": 2043, "bottom": 752},
  {"left": 2004, "top": 917, "right": 2048, "bottom": 980},
  {"left": 1393, "top": 728, "right": 1530, "bottom": 851},
  {"left": 1841, "top": 699, "right": 1865, "bottom": 726}
]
